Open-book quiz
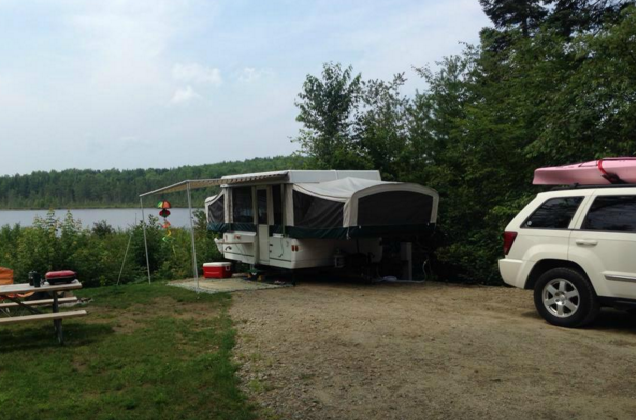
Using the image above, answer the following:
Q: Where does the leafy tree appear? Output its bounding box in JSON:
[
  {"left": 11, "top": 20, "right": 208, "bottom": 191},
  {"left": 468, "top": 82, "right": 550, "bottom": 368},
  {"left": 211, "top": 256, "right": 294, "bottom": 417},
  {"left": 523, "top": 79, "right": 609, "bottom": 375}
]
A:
[
  {"left": 92, "top": 220, "right": 115, "bottom": 237},
  {"left": 479, "top": 0, "right": 548, "bottom": 36},
  {"left": 355, "top": 74, "right": 411, "bottom": 180},
  {"left": 294, "top": 63, "right": 366, "bottom": 169},
  {"left": 546, "top": 0, "right": 633, "bottom": 37},
  {"left": 130, "top": 215, "right": 167, "bottom": 275}
]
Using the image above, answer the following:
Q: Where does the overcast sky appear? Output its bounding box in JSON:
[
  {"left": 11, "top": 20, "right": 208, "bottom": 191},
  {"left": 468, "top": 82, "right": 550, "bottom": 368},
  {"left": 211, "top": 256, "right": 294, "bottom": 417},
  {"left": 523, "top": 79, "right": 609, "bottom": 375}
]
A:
[{"left": 0, "top": 0, "right": 490, "bottom": 176}]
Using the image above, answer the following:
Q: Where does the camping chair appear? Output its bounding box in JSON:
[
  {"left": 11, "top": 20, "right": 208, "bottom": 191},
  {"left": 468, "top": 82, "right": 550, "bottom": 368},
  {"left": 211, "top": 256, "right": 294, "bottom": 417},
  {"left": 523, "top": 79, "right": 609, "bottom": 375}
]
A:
[
  {"left": 0, "top": 267, "right": 12, "bottom": 315},
  {"left": 0, "top": 267, "right": 35, "bottom": 317},
  {"left": 0, "top": 266, "right": 14, "bottom": 288},
  {"left": 0, "top": 266, "right": 34, "bottom": 300}
]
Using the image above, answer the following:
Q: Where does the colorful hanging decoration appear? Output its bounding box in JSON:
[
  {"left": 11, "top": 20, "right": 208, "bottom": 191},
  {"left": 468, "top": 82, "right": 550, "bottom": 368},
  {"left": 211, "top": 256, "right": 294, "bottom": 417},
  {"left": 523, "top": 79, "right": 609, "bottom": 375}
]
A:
[{"left": 158, "top": 200, "right": 175, "bottom": 251}]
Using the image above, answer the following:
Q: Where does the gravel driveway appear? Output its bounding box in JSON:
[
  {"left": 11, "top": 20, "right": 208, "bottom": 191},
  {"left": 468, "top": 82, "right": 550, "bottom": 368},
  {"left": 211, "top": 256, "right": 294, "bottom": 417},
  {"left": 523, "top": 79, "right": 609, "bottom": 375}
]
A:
[{"left": 230, "top": 280, "right": 636, "bottom": 420}]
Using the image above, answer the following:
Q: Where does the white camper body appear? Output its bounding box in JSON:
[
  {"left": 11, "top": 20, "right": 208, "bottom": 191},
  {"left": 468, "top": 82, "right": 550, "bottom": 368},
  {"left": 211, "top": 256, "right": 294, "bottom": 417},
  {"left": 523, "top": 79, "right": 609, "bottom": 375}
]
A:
[
  {"left": 217, "top": 232, "right": 383, "bottom": 269},
  {"left": 205, "top": 170, "right": 439, "bottom": 270}
]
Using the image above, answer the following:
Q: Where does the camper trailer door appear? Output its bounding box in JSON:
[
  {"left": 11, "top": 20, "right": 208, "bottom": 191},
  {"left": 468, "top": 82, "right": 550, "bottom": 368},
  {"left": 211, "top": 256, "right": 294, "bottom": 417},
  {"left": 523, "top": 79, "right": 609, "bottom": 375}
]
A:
[{"left": 256, "top": 187, "right": 270, "bottom": 264}]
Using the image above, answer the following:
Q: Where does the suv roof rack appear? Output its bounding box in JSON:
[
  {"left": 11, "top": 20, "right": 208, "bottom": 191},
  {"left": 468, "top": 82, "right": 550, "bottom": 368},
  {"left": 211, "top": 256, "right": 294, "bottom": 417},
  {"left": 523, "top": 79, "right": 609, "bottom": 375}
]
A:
[{"left": 550, "top": 183, "right": 636, "bottom": 191}]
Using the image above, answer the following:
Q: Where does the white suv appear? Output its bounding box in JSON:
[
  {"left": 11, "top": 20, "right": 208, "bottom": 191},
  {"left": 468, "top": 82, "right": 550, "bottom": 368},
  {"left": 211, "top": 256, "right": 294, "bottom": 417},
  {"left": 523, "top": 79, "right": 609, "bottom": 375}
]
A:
[{"left": 499, "top": 185, "right": 636, "bottom": 327}]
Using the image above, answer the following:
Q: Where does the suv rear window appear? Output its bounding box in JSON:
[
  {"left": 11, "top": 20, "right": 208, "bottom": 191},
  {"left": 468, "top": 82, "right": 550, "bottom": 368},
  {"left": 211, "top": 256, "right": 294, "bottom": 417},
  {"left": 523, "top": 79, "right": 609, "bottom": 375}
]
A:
[
  {"left": 582, "top": 195, "right": 636, "bottom": 232},
  {"left": 523, "top": 197, "right": 583, "bottom": 229}
]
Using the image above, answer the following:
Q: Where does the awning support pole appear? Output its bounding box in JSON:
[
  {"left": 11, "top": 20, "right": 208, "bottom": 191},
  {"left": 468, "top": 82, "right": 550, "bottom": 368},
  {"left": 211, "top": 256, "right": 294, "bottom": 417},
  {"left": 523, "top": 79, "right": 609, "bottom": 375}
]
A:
[
  {"left": 140, "top": 197, "right": 151, "bottom": 284},
  {"left": 186, "top": 182, "right": 200, "bottom": 294}
]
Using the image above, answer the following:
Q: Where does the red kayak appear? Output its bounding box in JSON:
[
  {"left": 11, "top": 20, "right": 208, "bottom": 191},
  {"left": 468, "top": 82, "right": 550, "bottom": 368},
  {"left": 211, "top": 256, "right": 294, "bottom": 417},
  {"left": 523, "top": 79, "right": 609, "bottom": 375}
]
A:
[{"left": 533, "top": 157, "right": 636, "bottom": 185}]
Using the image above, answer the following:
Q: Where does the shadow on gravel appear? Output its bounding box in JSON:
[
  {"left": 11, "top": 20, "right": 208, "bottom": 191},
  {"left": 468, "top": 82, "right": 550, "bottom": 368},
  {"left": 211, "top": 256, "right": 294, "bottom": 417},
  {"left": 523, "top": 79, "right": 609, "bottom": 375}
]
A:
[
  {"left": 291, "top": 271, "right": 431, "bottom": 287},
  {"left": 591, "top": 309, "right": 636, "bottom": 333},
  {"left": 520, "top": 308, "right": 636, "bottom": 333},
  {"left": 520, "top": 310, "right": 543, "bottom": 320}
]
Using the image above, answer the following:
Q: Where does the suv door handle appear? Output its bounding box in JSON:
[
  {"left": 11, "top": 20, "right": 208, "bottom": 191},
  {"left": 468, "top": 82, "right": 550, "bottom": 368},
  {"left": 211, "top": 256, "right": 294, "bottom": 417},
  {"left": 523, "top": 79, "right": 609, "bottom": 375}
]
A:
[{"left": 575, "top": 239, "right": 598, "bottom": 246}]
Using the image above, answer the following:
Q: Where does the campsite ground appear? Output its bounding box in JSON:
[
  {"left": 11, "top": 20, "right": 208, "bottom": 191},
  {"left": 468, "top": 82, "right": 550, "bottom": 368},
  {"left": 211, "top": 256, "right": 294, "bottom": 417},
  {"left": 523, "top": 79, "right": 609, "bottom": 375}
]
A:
[
  {"left": 230, "top": 280, "right": 636, "bottom": 420},
  {"left": 3, "top": 280, "right": 636, "bottom": 420}
]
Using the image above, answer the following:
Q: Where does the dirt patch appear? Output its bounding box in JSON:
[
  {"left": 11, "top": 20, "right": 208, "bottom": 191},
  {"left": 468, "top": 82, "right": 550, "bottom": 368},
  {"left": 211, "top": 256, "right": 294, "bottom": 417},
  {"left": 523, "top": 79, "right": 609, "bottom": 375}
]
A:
[
  {"left": 230, "top": 280, "right": 636, "bottom": 420},
  {"left": 170, "top": 278, "right": 291, "bottom": 294},
  {"left": 71, "top": 356, "right": 88, "bottom": 373}
]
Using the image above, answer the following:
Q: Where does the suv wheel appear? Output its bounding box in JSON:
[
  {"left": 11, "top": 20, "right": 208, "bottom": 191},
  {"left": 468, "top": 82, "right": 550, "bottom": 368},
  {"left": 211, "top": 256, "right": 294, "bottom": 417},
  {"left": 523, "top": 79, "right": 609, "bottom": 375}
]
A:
[{"left": 533, "top": 268, "right": 599, "bottom": 328}]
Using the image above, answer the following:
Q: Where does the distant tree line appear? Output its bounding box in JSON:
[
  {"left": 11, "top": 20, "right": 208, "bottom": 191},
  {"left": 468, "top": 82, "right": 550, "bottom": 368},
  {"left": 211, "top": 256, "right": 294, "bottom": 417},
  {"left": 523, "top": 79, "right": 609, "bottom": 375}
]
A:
[
  {"left": 294, "top": 0, "right": 636, "bottom": 283},
  {"left": 0, "top": 155, "right": 307, "bottom": 209}
]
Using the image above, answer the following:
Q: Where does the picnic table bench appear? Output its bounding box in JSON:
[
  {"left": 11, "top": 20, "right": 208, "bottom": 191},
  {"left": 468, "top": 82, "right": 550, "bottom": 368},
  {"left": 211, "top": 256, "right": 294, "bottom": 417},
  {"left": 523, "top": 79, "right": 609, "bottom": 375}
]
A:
[{"left": 0, "top": 281, "right": 87, "bottom": 344}]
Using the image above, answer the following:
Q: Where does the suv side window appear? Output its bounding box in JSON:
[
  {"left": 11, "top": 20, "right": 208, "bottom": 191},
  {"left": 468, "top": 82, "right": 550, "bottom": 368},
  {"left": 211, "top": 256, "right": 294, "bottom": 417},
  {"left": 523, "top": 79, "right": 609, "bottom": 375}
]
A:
[
  {"left": 582, "top": 195, "right": 636, "bottom": 232},
  {"left": 523, "top": 197, "right": 583, "bottom": 229}
]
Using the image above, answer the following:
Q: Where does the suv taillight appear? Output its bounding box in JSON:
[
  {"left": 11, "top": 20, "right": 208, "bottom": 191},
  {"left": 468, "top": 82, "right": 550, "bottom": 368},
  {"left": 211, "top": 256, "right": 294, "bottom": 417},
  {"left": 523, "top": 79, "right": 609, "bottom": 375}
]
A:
[{"left": 503, "top": 231, "right": 518, "bottom": 256}]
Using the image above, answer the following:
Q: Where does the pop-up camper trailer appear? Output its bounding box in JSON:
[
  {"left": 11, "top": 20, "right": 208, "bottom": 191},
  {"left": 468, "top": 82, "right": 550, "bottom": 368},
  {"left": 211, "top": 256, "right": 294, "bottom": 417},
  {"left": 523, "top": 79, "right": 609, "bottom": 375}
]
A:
[{"left": 205, "top": 170, "right": 439, "bottom": 270}]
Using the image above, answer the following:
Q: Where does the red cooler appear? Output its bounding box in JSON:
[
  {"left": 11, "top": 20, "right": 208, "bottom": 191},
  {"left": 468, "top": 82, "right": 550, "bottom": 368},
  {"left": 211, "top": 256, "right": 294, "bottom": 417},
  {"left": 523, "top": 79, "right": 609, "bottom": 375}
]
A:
[
  {"left": 203, "top": 262, "right": 232, "bottom": 279},
  {"left": 45, "top": 270, "right": 77, "bottom": 285}
]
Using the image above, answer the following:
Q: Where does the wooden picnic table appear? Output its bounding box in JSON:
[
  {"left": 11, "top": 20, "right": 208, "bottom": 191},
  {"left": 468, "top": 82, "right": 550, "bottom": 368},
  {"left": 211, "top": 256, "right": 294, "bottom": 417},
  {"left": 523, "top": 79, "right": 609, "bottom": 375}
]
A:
[{"left": 0, "top": 281, "right": 87, "bottom": 344}]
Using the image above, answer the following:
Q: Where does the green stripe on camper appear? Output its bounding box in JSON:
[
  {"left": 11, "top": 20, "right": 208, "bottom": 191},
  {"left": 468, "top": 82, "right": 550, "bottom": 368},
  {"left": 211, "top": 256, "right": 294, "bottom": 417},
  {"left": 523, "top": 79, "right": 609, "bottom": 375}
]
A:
[
  {"left": 208, "top": 223, "right": 435, "bottom": 238},
  {"left": 285, "top": 226, "right": 349, "bottom": 239},
  {"left": 207, "top": 223, "right": 257, "bottom": 233},
  {"left": 346, "top": 224, "right": 435, "bottom": 238},
  {"left": 286, "top": 224, "right": 435, "bottom": 239}
]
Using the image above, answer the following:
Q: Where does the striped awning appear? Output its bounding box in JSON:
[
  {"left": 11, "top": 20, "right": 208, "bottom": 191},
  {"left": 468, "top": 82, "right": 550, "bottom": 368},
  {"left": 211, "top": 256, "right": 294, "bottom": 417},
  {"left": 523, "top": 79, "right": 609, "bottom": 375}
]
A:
[{"left": 139, "top": 171, "right": 289, "bottom": 197}]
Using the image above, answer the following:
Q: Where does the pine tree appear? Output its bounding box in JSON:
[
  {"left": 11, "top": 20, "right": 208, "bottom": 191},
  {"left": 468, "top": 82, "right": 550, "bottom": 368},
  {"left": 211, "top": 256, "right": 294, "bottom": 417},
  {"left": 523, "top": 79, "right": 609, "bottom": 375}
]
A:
[{"left": 479, "top": 0, "right": 548, "bottom": 36}]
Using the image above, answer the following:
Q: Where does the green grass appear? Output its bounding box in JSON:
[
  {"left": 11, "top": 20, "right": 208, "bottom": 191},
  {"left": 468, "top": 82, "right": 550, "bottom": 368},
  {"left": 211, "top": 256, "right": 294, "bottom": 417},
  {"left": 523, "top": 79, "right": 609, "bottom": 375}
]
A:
[{"left": 0, "top": 283, "right": 256, "bottom": 420}]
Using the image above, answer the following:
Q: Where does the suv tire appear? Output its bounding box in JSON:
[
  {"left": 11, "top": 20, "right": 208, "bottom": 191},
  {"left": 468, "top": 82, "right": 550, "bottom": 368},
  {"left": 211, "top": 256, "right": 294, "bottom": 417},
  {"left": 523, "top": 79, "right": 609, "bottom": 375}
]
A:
[{"left": 533, "top": 267, "right": 599, "bottom": 328}]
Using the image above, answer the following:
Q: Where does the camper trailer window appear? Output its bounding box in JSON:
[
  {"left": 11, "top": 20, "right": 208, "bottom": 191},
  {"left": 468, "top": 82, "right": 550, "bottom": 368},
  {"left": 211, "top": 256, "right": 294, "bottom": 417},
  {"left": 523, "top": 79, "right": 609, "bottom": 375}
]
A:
[
  {"left": 208, "top": 195, "right": 225, "bottom": 223},
  {"left": 232, "top": 187, "right": 254, "bottom": 223},
  {"left": 273, "top": 185, "right": 283, "bottom": 225},
  {"left": 358, "top": 191, "right": 433, "bottom": 226},
  {"left": 293, "top": 190, "right": 344, "bottom": 228}
]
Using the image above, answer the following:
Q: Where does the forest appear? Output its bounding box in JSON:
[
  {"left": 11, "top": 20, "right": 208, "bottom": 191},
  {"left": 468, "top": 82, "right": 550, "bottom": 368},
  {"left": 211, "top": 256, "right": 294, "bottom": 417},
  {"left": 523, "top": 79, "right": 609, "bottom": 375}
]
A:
[
  {"left": 293, "top": 0, "right": 636, "bottom": 283},
  {"left": 0, "top": 155, "right": 306, "bottom": 209},
  {"left": 0, "top": 0, "right": 634, "bottom": 285}
]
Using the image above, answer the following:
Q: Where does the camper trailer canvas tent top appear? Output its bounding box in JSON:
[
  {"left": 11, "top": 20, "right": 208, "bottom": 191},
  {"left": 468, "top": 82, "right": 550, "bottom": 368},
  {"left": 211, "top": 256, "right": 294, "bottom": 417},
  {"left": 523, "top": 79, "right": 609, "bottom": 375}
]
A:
[{"left": 205, "top": 170, "right": 439, "bottom": 270}]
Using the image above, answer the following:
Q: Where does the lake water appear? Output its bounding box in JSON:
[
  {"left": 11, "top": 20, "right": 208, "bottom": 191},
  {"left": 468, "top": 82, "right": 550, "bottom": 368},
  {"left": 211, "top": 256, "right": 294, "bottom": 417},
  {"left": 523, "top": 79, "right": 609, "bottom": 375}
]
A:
[{"left": 0, "top": 208, "right": 202, "bottom": 230}]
